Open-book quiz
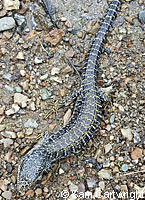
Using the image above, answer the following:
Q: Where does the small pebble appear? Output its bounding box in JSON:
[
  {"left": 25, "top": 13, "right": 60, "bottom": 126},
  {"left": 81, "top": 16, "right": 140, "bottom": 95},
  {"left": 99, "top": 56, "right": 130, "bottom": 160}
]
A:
[
  {"left": 3, "top": 73, "right": 12, "bottom": 81},
  {"left": 0, "top": 107, "right": 4, "bottom": 115},
  {"left": 78, "top": 183, "right": 85, "bottom": 193},
  {"left": 40, "top": 73, "right": 48, "bottom": 81},
  {"left": 98, "top": 169, "right": 111, "bottom": 180},
  {"left": 0, "top": 124, "right": 6, "bottom": 131},
  {"left": 77, "top": 31, "right": 83, "bottom": 38},
  {"left": 25, "top": 189, "right": 35, "bottom": 197},
  {"left": 29, "top": 102, "right": 35, "bottom": 111},
  {"left": 3, "top": 131, "right": 16, "bottom": 138},
  {"left": 2, "top": 191, "right": 12, "bottom": 200},
  {"left": 49, "top": 123, "right": 57, "bottom": 131},
  {"left": 125, "top": 16, "right": 133, "bottom": 24},
  {"left": 5, "top": 104, "right": 20, "bottom": 115},
  {"left": 3, "top": 0, "right": 20, "bottom": 10},
  {"left": 43, "top": 187, "right": 49, "bottom": 193},
  {"left": 14, "top": 13, "right": 25, "bottom": 26},
  {"left": 118, "top": 105, "right": 124, "bottom": 112},
  {"left": 16, "top": 52, "right": 24, "bottom": 60},
  {"left": 118, "top": 27, "right": 127, "bottom": 34},
  {"left": 17, "top": 131, "right": 24, "bottom": 138},
  {"left": 0, "top": 138, "right": 13, "bottom": 148},
  {"left": 138, "top": 10, "right": 145, "bottom": 24},
  {"left": 19, "top": 80, "right": 29, "bottom": 91},
  {"left": 51, "top": 67, "right": 60, "bottom": 75},
  {"left": 24, "top": 118, "right": 38, "bottom": 128},
  {"left": 63, "top": 109, "right": 72, "bottom": 126},
  {"left": 50, "top": 76, "right": 62, "bottom": 84},
  {"left": 4, "top": 85, "right": 14, "bottom": 92},
  {"left": 0, "top": 17, "right": 15, "bottom": 31},
  {"left": 34, "top": 57, "right": 43, "bottom": 64},
  {"left": 121, "top": 128, "right": 133, "bottom": 141},
  {"left": 35, "top": 188, "right": 42, "bottom": 196},
  {"left": 106, "top": 124, "right": 111, "bottom": 131},
  {"left": 69, "top": 182, "right": 78, "bottom": 192},
  {"left": 104, "top": 143, "right": 112, "bottom": 154},
  {"left": 98, "top": 181, "right": 105, "bottom": 190},
  {"left": 40, "top": 88, "right": 51, "bottom": 100},
  {"left": 14, "top": 93, "right": 28, "bottom": 108},
  {"left": 6, "top": 163, "right": 13, "bottom": 173},
  {"left": 110, "top": 114, "right": 115, "bottom": 123},
  {"left": 61, "top": 17, "right": 67, "bottom": 22},
  {"left": 15, "top": 86, "right": 22, "bottom": 93},
  {"left": 133, "top": 132, "right": 141, "bottom": 144},
  {"left": 86, "top": 178, "right": 96, "bottom": 188},
  {"left": 20, "top": 69, "right": 26, "bottom": 76},
  {"left": 131, "top": 147, "right": 143, "bottom": 160},
  {"left": 25, "top": 128, "right": 33, "bottom": 135},
  {"left": 59, "top": 168, "right": 65, "bottom": 175},
  {"left": 121, "top": 164, "right": 129, "bottom": 172}
]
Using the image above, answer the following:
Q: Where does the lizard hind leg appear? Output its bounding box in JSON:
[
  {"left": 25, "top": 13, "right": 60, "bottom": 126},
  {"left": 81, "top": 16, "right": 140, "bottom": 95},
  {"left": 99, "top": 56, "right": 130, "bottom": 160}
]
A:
[
  {"left": 44, "top": 87, "right": 82, "bottom": 119},
  {"left": 97, "top": 86, "right": 112, "bottom": 103}
]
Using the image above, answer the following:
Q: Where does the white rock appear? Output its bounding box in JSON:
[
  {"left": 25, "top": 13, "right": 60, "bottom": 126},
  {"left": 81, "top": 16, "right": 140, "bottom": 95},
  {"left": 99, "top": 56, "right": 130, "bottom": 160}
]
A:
[
  {"left": 14, "top": 93, "right": 28, "bottom": 108},
  {"left": 29, "top": 102, "right": 35, "bottom": 111},
  {"left": 0, "top": 124, "right": 5, "bottom": 131},
  {"left": 40, "top": 73, "right": 48, "bottom": 80},
  {"left": 0, "top": 116, "right": 5, "bottom": 123},
  {"left": 51, "top": 67, "right": 60, "bottom": 75},
  {"left": 118, "top": 157, "right": 124, "bottom": 162},
  {"left": 24, "top": 119, "right": 38, "bottom": 128},
  {"left": 61, "top": 17, "right": 67, "bottom": 22},
  {"left": 103, "top": 159, "right": 110, "bottom": 168},
  {"left": 19, "top": 80, "right": 29, "bottom": 90},
  {"left": 3, "top": 0, "right": 20, "bottom": 10},
  {"left": 63, "top": 109, "right": 71, "bottom": 126},
  {"left": 110, "top": 135, "right": 114, "bottom": 140},
  {"left": 20, "top": 69, "right": 26, "bottom": 76},
  {"left": 5, "top": 104, "right": 20, "bottom": 115},
  {"left": 69, "top": 182, "right": 78, "bottom": 193},
  {"left": 0, "top": 17, "right": 15, "bottom": 31},
  {"left": 101, "top": 86, "right": 112, "bottom": 93},
  {"left": 59, "top": 168, "right": 64, "bottom": 175},
  {"left": 50, "top": 76, "right": 62, "bottom": 83},
  {"left": 118, "top": 105, "right": 124, "bottom": 112},
  {"left": 16, "top": 52, "right": 24, "bottom": 60},
  {"left": 98, "top": 169, "right": 111, "bottom": 179},
  {"left": 5, "top": 131, "right": 16, "bottom": 138},
  {"left": 98, "top": 181, "right": 105, "bottom": 190},
  {"left": 25, "top": 128, "right": 33, "bottom": 136},
  {"left": 0, "top": 138, "right": 13, "bottom": 148},
  {"left": 106, "top": 124, "right": 111, "bottom": 131},
  {"left": 121, "top": 127, "right": 133, "bottom": 141},
  {"left": 34, "top": 57, "right": 43, "bottom": 64},
  {"left": 105, "top": 143, "right": 112, "bottom": 154}
]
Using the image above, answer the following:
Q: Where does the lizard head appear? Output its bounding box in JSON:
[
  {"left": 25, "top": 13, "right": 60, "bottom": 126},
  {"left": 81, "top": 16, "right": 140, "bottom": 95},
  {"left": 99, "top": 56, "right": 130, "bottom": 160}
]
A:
[{"left": 17, "top": 145, "right": 50, "bottom": 192}]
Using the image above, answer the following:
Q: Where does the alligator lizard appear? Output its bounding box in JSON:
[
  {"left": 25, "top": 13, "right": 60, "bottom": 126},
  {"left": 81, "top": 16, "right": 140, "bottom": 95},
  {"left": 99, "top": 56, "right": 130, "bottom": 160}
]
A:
[{"left": 17, "top": 0, "right": 120, "bottom": 191}]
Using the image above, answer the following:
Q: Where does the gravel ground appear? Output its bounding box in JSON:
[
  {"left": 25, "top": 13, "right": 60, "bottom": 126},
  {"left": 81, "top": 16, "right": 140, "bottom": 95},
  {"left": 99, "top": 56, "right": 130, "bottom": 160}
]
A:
[{"left": 0, "top": 0, "right": 144, "bottom": 199}]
